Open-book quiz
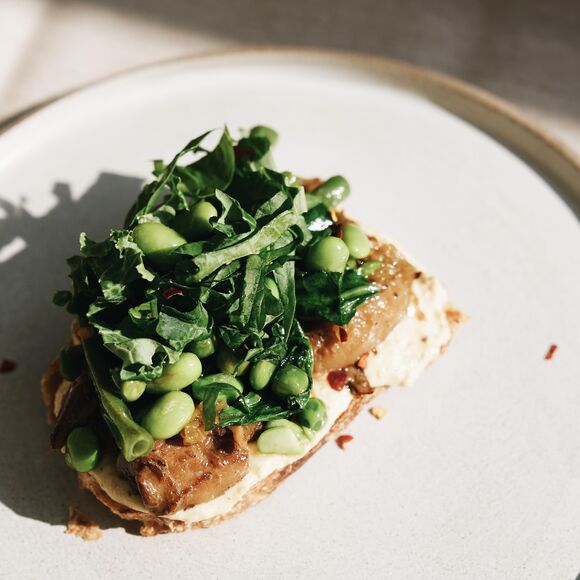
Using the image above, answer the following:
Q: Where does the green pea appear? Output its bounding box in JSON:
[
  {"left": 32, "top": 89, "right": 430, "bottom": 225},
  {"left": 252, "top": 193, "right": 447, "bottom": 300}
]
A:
[
  {"left": 64, "top": 427, "right": 101, "bottom": 473},
  {"left": 146, "top": 353, "right": 202, "bottom": 394},
  {"left": 216, "top": 346, "right": 249, "bottom": 376},
  {"left": 266, "top": 419, "right": 309, "bottom": 443},
  {"left": 311, "top": 175, "right": 350, "bottom": 208},
  {"left": 133, "top": 223, "right": 186, "bottom": 270},
  {"left": 342, "top": 223, "right": 371, "bottom": 259},
  {"left": 141, "top": 391, "right": 195, "bottom": 440},
  {"left": 264, "top": 277, "right": 280, "bottom": 300},
  {"left": 305, "top": 236, "right": 349, "bottom": 273},
  {"left": 191, "top": 373, "right": 244, "bottom": 402},
  {"left": 173, "top": 201, "right": 218, "bottom": 241},
  {"left": 249, "top": 360, "right": 277, "bottom": 391},
  {"left": 249, "top": 125, "right": 279, "bottom": 146},
  {"left": 187, "top": 336, "right": 216, "bottom": 359},
  {"left": 299, "top": 398, "right": 328, "bottom": 431},
  {"left": 357, "top": 259, "right": 381, "bottom": 277},
  {"left": 120, "top": 380, "right": 146, "bottom": 402},
  {"left": 346, "top": 257, "right": 357, "bottom": 270},
  {"left": 271, "top": 364, "right": 309, "bottom": 397},
  {"left": 257, "top": 426, "right": 304, "bottom": 455}
]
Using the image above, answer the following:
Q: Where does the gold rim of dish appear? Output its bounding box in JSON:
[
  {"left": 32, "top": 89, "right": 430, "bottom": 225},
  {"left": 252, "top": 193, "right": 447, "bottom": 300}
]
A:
[{"left": 1, "top": 46, "right": 579, "bottom": 202}]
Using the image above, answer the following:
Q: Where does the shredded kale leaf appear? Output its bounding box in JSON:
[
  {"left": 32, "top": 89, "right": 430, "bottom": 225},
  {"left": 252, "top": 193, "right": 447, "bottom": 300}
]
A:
[{"left": 55, "top": 126, "right": 379, "bottom": 441}]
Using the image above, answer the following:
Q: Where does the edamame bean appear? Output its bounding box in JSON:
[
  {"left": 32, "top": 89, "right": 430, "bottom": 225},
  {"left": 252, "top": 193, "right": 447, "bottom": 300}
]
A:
[
  {"left": 250, "top": 125, "right": 279, "bottom": 146},
  {"left": 309, "top": 175, "right": 350, "bottom": 209},
  {"left": 342, "top": 223, "right": 371, "bottom": 259},
  {"left": 191, "top": 373, "right": 244, "bottom": 402},
  {"left": 357, "top": 259, "right": 381, "bottom": 277},
  {"left": 299, "top": 398, "right": 328, "bottom": 431},
  {"left": 216, "top": 346, "right": 249, "bottom": 376},
  {"left": 271, "top": 364, "right": 309, "bottom": 397},
  {"left": 305, "top": 236, "right": 349, "bottom": 273},
  {"left": 173, "top": 201, "right": 218, "bottom": 241},
  {"left": 141, "top": 391, "right": 195, "bottom": 440},
  {"left": 249, "top": 360, "right": 277, "bottom": 391},
  {"left": 264, "top": 277, "right": 280, "bottom": 300},
  {"left": 146, "top": 353, "right": 202, "bottom": 394},
  {"left": 121, "top": 380, "right": 146, "bottom": 402},
  {"left": 266, "top": 419, "right": 309, "bottom": 442},
  {"left": 257, "top": 426, "right": 304, "bottom": 455},
  {"left": 64, "top": 427, "right": 101, "bottom": 473},
  {"left": 133, "top": 223, "right": 186, "bottom": 270},
  {"left": 187, "top": 336, "right": 216, "bottom": 359}
]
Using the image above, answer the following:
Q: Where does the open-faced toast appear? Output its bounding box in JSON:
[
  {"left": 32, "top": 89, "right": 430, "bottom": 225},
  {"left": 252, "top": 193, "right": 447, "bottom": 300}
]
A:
[{"left": 42, "top": 127, "right": 464, "bottom": 535}]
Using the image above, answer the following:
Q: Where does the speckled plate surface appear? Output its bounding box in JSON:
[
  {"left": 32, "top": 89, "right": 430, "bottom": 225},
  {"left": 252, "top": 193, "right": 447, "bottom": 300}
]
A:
[{"left": 0, "top": 50, "right": 579, "bottom": 580}]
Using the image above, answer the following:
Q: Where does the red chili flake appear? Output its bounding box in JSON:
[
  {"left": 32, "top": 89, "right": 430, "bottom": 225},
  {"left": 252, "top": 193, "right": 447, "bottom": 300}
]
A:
[
  {"left": 339, "top": 327, "right": 348, "bottom": 343},
  {"left": 333, "top": 223, "right": 343, "bottom": 239},
  {"left": 336, "top": 435, "right": 354, "bottom": 450},
  {"left": 0, "top": 359, "right": 16, "bottom": 374},
  {"left": 356, "top": 352, "right": 369, "bottom": 369},
  {"left": 162, "top": 287, "right": 183, "bottom": 300},
  {"left": 327, "top": 370, "right": 349, "bottom": 391},
  {"left": 544, "top": 344, "right": 558, "bottom": 360}
]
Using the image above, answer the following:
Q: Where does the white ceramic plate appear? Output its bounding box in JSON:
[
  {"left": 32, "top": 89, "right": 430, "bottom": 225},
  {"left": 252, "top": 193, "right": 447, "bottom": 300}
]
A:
[{"left": 0, "top": 50, "right": 579, "bottom": 580}]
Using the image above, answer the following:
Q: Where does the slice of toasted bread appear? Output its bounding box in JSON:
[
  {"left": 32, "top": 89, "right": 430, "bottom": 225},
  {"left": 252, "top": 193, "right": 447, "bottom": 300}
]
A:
[{"left": 42, "top": 266, "right": 464, "bottom": 535}]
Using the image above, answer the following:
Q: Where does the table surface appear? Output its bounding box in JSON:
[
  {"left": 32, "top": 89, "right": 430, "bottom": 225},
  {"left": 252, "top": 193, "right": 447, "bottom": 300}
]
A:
[{"left": 1, "top": 0, "right": 579, "bottom": 155}]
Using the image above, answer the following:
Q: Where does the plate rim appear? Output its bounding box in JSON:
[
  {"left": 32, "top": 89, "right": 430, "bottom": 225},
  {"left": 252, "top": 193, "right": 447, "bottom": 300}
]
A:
[{"left": 0, "top": 46, "right": 578, "bottom": 206}]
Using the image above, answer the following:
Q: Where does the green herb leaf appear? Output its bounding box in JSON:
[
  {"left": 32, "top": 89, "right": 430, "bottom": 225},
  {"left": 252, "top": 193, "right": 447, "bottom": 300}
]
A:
[
  {"left": 156, "top": 303, "right": 211, "bottom": 350},
  {"left": 296, "top": 269, "right": 380, "bottom": 326}
]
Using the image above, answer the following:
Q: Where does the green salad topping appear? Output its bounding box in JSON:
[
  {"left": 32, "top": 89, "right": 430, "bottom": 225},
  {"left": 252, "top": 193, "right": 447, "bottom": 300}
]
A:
[{"left": 55, "top": 126, "right": 379, "bottom": 462}]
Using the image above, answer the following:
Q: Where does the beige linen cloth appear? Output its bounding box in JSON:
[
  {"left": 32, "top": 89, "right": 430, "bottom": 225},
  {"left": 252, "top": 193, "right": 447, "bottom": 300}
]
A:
[{"left": 0, "top": 0, "right": 579, "bottom": 153}]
